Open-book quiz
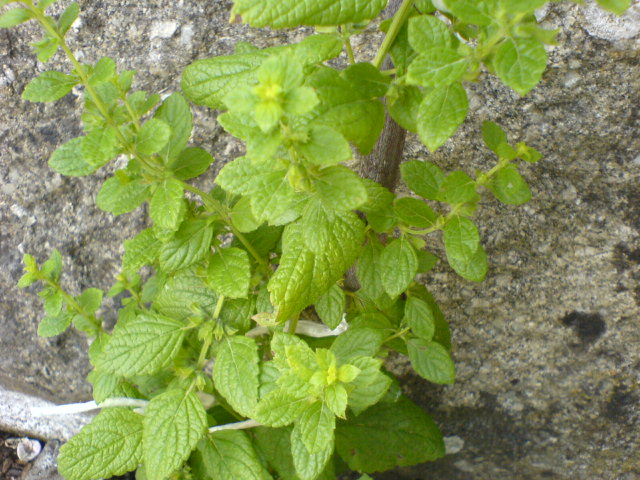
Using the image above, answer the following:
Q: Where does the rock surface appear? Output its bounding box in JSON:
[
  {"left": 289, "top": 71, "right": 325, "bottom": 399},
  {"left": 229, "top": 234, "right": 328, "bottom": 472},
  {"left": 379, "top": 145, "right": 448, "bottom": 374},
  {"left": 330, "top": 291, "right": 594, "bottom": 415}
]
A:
[{"left": 0, "top": 1, "right": 638, "bottom": 479}]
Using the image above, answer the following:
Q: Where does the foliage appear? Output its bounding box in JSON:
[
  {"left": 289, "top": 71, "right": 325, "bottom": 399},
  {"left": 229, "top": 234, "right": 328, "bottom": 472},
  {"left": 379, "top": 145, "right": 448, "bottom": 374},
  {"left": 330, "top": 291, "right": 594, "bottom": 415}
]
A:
[{"left": 6, "top": 0, "right": 628, "bottom": 479}]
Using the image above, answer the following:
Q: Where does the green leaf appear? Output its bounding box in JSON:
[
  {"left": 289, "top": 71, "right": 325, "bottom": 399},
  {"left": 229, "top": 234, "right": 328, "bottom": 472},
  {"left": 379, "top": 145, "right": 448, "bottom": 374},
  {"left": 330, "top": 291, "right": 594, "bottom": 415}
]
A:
[
  {"left": 96, "top": 176, "right": 149, "bottom": 215},
  {"left": 407, "top": 48, "right": 468, "bottom": 87},
  {"left": 170, "top": 147, "right": 215, "bottom": 180},
  {"left": 407, "top": 338, "right": 455, "bottom": 384},
  {"left": 400, "top": 160, "right": 445, "bottom": 201},
  {"left": 296, "top": 125, "right": 351, "bottom": 166},
  {"left": 409, "top": 284, "right": 451, "bottom": 350},
  {"left": 596, "top": 0, "right": 631, "bottom": 15},
  {"left": 516, "top": 142, "right": 542, "bottom": 163},
  {"left": 58, "top": 408, "right": 143, "bottom": 480},
  {"left": 294, "top": 402, "right": 335, "bottom": 454},
  {"left": 22, "top": 70, "right": 77, "bottom": 102},
  {"left": 159, "top": 219, "right": 215, "bottom": 272},
  {"left": 48, "top": 137, "right": 95, "bottom": 176},
  {"left": 313, "top": 165, "right": 368, "bottom": 212},
  {"left": 208, "top": 247, "right": 251, "bottom": 299},
  {"left": 440, "top": 0, "right": 493, "bottom": 25},
  {"left": 41, "top": 249, "right": 62, "bottom": 281},
  {"left": 417, "top": 82, "right": 468, "bottom": 151},
  {"left": 443, "top": 216, "right": 487, "bottom": 282},
  {"left": 154, "top": 269, "right": 218, "bottom": 320},
  {"left": 494, "top": 37, "right": 547, "bottom": 96},
  {"left": 335, "top": 396, "right": 444, "bottom": 472},
  {"left": 136, "top": 118, "right": 171, "bottom": 155},
  {"left": 77, "top": 288, "right": 103, "bottom": 315},
  {"left": 58, "top": 2, "right": 78, "bottom": 35},
  {"left": 408, "top": 14, "right": 453, "bottom": 51},
  {"left": 482, "top": 120, "right": 509, "bottom": 153},
  {"left": 43, "top": 289, "right": 63, "bottom": 316},
  {"left": 123, "top": 228, "right": 161, "bottom": 274},
  {"left": 96, "top": 313, "right": 186, "bottom": 376},
  {"left": 231, "top": 196, "right": 261, "bottom": 233},
  {"left": 356, "top": 237, "right": 393, "bottom": 309},
  {"left": 88, "top": 57, "right": 116, "bottom": 85},
  {"left": 438, "top": 170, "right": 479, "bottom": 205},
  {"left": 330, "top": 328, "right": 384, "bottom": 364},
  {"left": 359, "top": 179, "right": 396, "bottom": 233},
  {"left": 38, "top": 312, "right": 72, "bottom": 337},
  {"left": 388, "top": 21, "right": 417, "bottom": 76},
  {"left": 487, "top": 164, "right": 531, "bottom": 205},
  {"left": 291, "top": 424, "right": 334, "bottom": 480},
  {"left": 255, "top": 427, "right": 297, "bottom": 479},
  {"left": 0, "top": 7, "right": 31, "bottom": 28},
  {"left": 254, "top": 389, "right": 310, "bottom": 427},
  {"left": 150, "top": 179, "right": 185, "bottom": 231},
  {"left": 315, "top": 284, "right": 345, "bottom": 330},
  {"left": 405, "top": 296, "right": 435, "bottom": 341},
  {"left": 232, "top": 0, "right": 387, "bottom": 27},
  {"left": 343, "top": 62, "right": 390, "bottom": 98},
  {"left": 346, "top": 357, "right": 391, "bottom": 415},
  {"left": 143, "top": 389, "right": 207, "bottom": 480},
  {"left": 82, "top": 127, "right": 118, "bottom": 168},
  {"left": 213, "top": 336, "right": 260, "bottom": 417},
  {"left": 388, "top": 84, "right": 422, "bottom": 133},
  {"left": 191, "top": 431, "right": 271, "bottom": 480},
  {"left": 379, "top": 237, "right": 418, "bottom": 298},
  {"left": 154, "top": 93, "right": 193, "bottom": 161},
  {"left": 394, "top": 197, "right": 437, "bottom": 228},
  {"left": 499, "top": 0, "right": 548, "bottom": 13}
]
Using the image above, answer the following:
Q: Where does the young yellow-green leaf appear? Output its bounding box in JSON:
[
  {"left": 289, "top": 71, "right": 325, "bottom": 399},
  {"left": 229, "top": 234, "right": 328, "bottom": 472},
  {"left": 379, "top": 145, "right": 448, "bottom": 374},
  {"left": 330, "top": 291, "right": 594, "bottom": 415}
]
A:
[
  {"left": 88, "top": 57, "right": 116, "bottom": 85},
  {"left": 400, "top": 160, "right": 446, "bottom": 201},
  {"left": 207, "top": 247, "right": 251, "bottom": 298},
  {"left": 231, "top": 196, "right": 261, "bottom": 233},
  {"left": 481, "top": 120, "right": 509, "bottom": 153},
  {"left": 58, "top": 2, "right": 78, "bottom": 35},
  {"left": 443, "top": 216, "right": 488, "bottom": 282},
  {"left": 22, "top": 71, "right": 77, "bottom": 102},
  {"left": 150, "top": 179, "right": 185, "bottom": 231},
  {"left": 335, "top": 396, "right": 445, "bottom": 472},
  {"left": 291, "top": 424, "right": 334, "bottom": 480},
  {"left": 324, "top": 383, "right": 348, "bottom": 418},
  {"left": 313, "top": 165, "right": 368, "bottom": 212},
  {"left": 170, "top": 147, "right": 214, "bottom": 180},
  {"left": 191, "top": 430, "right": 271, "bottom": 480},
  {"left": 76, "top": 287, "right": 103, "bottom": 315},
  {"left": 232, "top": 0, "right": 387, "bottom": 27},
  {"left": 48, "top": 137, "right": 96, "bottom": 176},
  {"left": 330, "top": 327, "right": 384, "bottom": 364},
  {"left": 407, "top": 338, "right": 455, "bottom": 384},
  {"left": 96, "top": 176, "right": 149, "bottom": 215},
  {"left": 346, "top": 356, "right": 391, "bottom": 415},
  {"left": 159, "top": 219, "right": 215, "bottom": 273},
  {"left": 294, "top": 401, "right": 336, "bottom": 454},
  {"left": 40, "top": 249, "right": 62, "bottom": 281},
  {"left": 379, "top": 237, "right": 418, "bottom": 298},
  {"left": 58, "top": 408, "right": 143, "bottom": 480},
  {"left": 394, "top": 197, "right": 437, "bottom": 228},
  {"left": 408, "top": 14, "right": 453, "bottom": 51},
  {"left": 254, "top": 389, "right": 310, "bottom": 427},
  {"left": 516, "top": 142, "right": 542, "bottom": 163},
  {"left": 488, "top": 164, "right": 531, "bottom": 205},
  {"left": 38, "top": 312, "right": 72, "bottom": 337},
  {"left": 315, "top": 284, "right": 345, "bottom": 330},
  {"left": 596, "top": 0, "right": 631, "bottom": 15},
  {"left": 438, "top": 170, "right": 479, "bottom": 205},
  {"left": 405, "top": 296, "right": 435, "bottom": 341},
  {"left": 123, "top": 228, "right": 161, "bottom": 274},
  {"left": 407, "top": 48, "right": 468, "bottom": 87},
  {"left": 0, "top": 7, "right": 32, "bottom": 28},
  {"left": 96, "top": 313, "right": 186, "bottom": 376},
  {"left": 213, "top": 336, "right": 260, "bottom": 418},
  {"left": 417, "top": 82, "right": 468, "bottom": 151},
  {"left": 494, "top": 37, "right": 547, "bottom": 96},
  {"left": 296, "top": 125, "right": 351, "bottom": 166},
  {"left": 154, "top": 93, "right": 193, "bottom": 161},
  {"left": 42, "top": 289, "right": 63, "bottom": 316},
  {"left": 143, "top": 389, "right": 207, "bottom": 480},
  {"left": 82, "top": 127, "right": 118, "bottom": 168},
  {"left": 136, "top": 118, "right": 171, "bottom": 155}
]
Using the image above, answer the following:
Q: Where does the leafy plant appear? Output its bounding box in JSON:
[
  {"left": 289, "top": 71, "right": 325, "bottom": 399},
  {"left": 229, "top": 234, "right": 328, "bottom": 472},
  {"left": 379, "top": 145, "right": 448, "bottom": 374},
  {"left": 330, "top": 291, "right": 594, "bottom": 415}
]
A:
[{"left": 5, "top": 0, "right": 629, "bottom": 479}]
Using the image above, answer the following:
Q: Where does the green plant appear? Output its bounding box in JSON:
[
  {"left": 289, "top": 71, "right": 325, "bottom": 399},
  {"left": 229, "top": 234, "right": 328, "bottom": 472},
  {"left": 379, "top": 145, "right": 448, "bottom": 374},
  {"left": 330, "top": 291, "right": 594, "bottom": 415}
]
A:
[{"left": 5, "top": 0, "right": 630, "bottom": 479}]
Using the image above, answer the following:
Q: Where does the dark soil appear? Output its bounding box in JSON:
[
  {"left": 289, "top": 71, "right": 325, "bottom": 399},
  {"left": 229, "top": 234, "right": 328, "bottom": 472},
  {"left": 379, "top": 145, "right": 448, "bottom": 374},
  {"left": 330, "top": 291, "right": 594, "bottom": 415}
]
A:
[{"left": 0, "top": 431, "right": 31, "bottom": 480}]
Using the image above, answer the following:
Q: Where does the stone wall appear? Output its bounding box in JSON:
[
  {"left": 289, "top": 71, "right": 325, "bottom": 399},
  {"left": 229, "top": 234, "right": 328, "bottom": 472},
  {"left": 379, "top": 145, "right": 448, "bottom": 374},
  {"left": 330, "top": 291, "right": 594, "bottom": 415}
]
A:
[{"left": 0, "top": 1, "right": 638, "bottom": 479}]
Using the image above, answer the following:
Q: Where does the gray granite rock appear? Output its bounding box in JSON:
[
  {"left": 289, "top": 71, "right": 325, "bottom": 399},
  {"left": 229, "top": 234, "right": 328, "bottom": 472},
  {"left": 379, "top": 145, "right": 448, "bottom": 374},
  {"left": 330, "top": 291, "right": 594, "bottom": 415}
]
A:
[{"left": 0, "top": 1, "right": 638, "bottom": 479}]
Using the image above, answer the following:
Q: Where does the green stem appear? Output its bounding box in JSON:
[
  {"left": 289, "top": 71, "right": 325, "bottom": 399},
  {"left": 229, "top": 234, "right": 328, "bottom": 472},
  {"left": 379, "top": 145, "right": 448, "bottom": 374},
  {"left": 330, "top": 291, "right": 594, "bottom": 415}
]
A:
[
  {"left": 197, "top": 331, "right": 213, "bottom": 368},
  {"left": 372, "top": 0, "right": 414, "bottom": 69},
  {"left": 345, "top": 36, "right": 356, "bottom": 64},
  {"left": 213, "top": 295, "right": 225, "bottom": 320},
  {"left": 288, "top": 313, "right": 300, "bottom": 335},
  {"left": 41, "top": 276, "right": 101, "bottom": 330},
  {"left": 383, "top": 327, "right": 411, "bottom": 344}
]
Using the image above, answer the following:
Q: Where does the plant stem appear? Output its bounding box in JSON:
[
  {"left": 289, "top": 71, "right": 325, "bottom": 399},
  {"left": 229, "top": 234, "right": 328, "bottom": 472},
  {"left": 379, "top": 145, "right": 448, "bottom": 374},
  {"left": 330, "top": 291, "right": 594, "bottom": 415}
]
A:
[
  {"left": 208, "top": 419, "right": 260, "bottom": 434},
  {"left": 345, "top": 36, "right": 356, "bottom": 64},
  {"left": 287, "top": 312, "right": 300, "bottom": 335},
  {"left": 372, "top": 0, "right": 414, "bottom": 69}
]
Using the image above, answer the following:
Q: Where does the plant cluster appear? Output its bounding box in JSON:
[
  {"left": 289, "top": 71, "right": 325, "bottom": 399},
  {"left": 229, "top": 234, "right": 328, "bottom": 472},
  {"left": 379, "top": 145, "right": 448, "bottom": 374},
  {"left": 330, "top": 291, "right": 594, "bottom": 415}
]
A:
[{"left": 4, "top": 0, "right": 629, "bottom": 479}]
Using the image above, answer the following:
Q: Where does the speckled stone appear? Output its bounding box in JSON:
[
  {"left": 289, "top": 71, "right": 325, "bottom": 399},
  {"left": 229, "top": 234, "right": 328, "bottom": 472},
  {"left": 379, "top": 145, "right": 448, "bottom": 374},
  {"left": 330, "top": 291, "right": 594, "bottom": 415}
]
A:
[{"left": 0, "top": 1, "right": 638, "bottom": 479}]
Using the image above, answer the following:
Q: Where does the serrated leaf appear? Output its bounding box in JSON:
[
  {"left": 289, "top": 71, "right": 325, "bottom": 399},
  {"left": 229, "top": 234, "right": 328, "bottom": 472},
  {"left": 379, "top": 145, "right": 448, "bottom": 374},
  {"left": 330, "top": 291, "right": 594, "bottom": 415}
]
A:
[
  {"left": 315, "top": 284, "right": 345, "bottom": 330},
  {"left": 388, "top": 84, "right": 422, "bottom": 133},
  {"left": 356, "top": 237, "right": 393, "bottom": 309},
  {"left": 335, "top": 396, "right": 444, "bottom": 472},
  {"left": 88, "top": 57, "right": 116, "bottom": 85},
  {"left": 408, "top": 14, "right": 453, "bottom": 51},
  {"left": 49, "top": 137, "right": 95, "bottom": 176},
  {"left": 82, "top": 127, "right": 118, "bottom": 168},
  {"left": 254, "top": 389, "right": 310, "bottom": 427},
  {"left": 388, "top": 21, "right": 417, "bottom": 76},
  {"left": 22, "top": 71, "right": 77, "bottom": 102},
  {"left": 296, "top": 125, "right": 351, "bottom": 166},
  {"left": 41, "top": 249, "right": 62, "bottom": 281},
  {"left": 58, "top": 2, "right": 78, "bottom": 34},
  {"left": 438, "top": 170, "right": 479, "bottom": 205},
  {"left": 407, "top": 338, "right": 455, "bottom": 384},
  {"left": 213, "top": 336, "right": 260, "bottom": 417},
  {"left": 482, "top": 120, "right": 509, "bottom": 153},
  {"left": 405, "top": 296, "right": 435, "bottom": 341},
  {"left": 232, "top": 0, "right": 387, "bottom": 27},
  {"left": 394, "top": 197, "right": 437, "bottom": 228},
  {"left": 443, "top": 216, "right": 487, "bottom": 282},
  {"left": 87, "top": 369, "right": 138, "bottom": 404},
  {"left": 407, "top": 48, "right": 468, "bottom": 87},
  {"left": 291, "top": 424, "right": 334, "bottom": 480},
  {"left": 96, "top": 176, "right": 149, "bottom": 215},
  {"left": 440, "top": 0, "right": 493, "bottom": 25},
  {"left": 231, "top": 196, "right": 261, "bottom": 233},
  {"left": 154, "top": 93, "right": 193, "bottom": 161},
  {"left": 342, "top": 62, "right": 390, "bottom": 98},
  {"left": 596, "top": 0, "right": 631, "bottom": 14},
  {"left": 191, "top": 430, "right": 271, "bottom": 480},
  {"left": 409, "top": 284, "right": 451, "bottom": 350},
  {"left": 143, "top": 389, "right": 207, "bottom": 480},
  {"left": 494, "top": 37, "right": 547, "bottom": 96},
  {"left": 96, "top": 313, "right": 186, "bottom": 376},
  {"left": 58, "top": 408, "right": 143, "bottom": 480},
  {"left": 417, "top": 82, "right": 468, "bottom": 151},
  {"left": 123, "top": 228, "right": 161, "bottom": 274},
  {"left": 136, "top": 118, "right": 171, "bottom": 155},
  {"left": 330, "top": 328, "right": 384, "bottom": 364},
  {"left": 359, "top": 179, "right": 396, "bottom": 233},
  {"left": 400, "top": 160, "right": 445, "bottom": 201},
  {"left": 488, "top": 164, "right": 531, "bottom": 205},
  {"left": 150, "top": 179, "right": 185, "bottom": 231},
  {"left": 159, "top": 219, "right": 215, "bottom": 272},
  {"left": 207, "top": 247, "right": 251, "bottom": 298},
  {"left": 77, "top": 287, "right": 103, "bottom": 315},
  {"left": 294, "top": 402, "right": 335, "bottom": 454},
  {"left": 38, "top": 312, "right": 72, "bottom": 337},
  {"left": 379, "top": 237, "right": 418, "bottom": 298},
  {"left": 346, "top": 356, "right": 391, "bottom": 415},
  {"left": 0, "top": 7, "right": 32, "bottom": 28},
  {"left": 313, "top": 165, "right": 367, "bottom": 212},
  {"left": 154, "top": 268, "right": 218, "bottom": 320},
  {"left": 170, "top": 147, "right": 214, "bottom": 180}
]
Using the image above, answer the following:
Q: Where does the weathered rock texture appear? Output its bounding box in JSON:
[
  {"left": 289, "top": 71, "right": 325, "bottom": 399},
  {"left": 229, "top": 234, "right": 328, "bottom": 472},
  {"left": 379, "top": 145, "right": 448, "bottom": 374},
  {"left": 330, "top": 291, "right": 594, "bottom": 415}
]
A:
[{"left": 0, "top": 1, "right": 638, "bottom": 479}]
